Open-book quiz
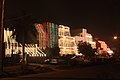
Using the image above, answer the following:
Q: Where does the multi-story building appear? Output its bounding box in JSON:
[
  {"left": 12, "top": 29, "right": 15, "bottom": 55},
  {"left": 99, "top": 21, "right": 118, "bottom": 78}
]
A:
[
  {"left": 35, "top": 24, "right": 46, "bottom": 49},
  {"left": 4, "top": 28, "right": 18, "bottom": 57},
  {"left": 58, "top": 25, "right": 78, "bottom": 56},
  {"left": 42, "top": 22, "right": 59, "bottom": 48},
  {"left": 35, "top": 22, "right": 59, "bottom": 49},
  {"left": 4, "top": 28, "right": 46, "bottom": 57},
  {"left": 73, "top": 28, "right": 113, "bottom": 55},
  {"left": 4, "top": 23, "right": 113, "bottom": 58},
  {"left": 73, "top": 28, "right": 96, "bottom": 49},
  {"left": 35, "top": 23, "right": 78, "bottom": 56},
  {"left": 97, "top": 40, "right": 114, "bottom": 55}
]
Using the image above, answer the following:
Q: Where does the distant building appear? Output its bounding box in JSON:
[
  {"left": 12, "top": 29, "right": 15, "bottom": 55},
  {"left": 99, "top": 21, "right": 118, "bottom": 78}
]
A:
[
  {"left": 4, "top": 28, "right": 46, "bottom": 57},
  {"left": 73, "top": 28, "right": 96, "bottom": 49},
  {"left": 35, "top": 22, "right": 59, "bottom": 48},
  {"left": 35, "top": 24, "right": 46, "bottom": 49},
  {"left": 4, "top": 23, "right": 113, "bottom": 58},
  {"left": 35, "top": 23, "right": 78, "bottom": 56},
  {"left": 4, "top": 28, "right": 18, "bottom": 57},
  {"left": 58, "top": 25, "right": 78, "bottom": 56},
  {"left": 42, "top": 22, "right": 59, "bottom": 48},
  {"left": 97, "top": 40, "right": 114, "bottom": 55}
]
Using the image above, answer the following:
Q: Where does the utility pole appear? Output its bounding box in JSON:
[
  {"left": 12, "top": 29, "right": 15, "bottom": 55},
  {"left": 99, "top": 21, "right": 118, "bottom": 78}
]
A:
[{"left": 0, "top": 0, "right": 5, "bottom": 72}]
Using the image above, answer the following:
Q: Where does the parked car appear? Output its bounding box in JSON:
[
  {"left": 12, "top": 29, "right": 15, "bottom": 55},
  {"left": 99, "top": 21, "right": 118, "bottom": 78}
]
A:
[
  {"left": 44, "top": 59, "right": 50, "bottom": 63},
  {"left": 44, "top": 58, "right": 66, "bottom": 64},
  {"left": 50, "top": 58, "right": 58, "bottom": 64},
  {"left": 44, "top": 58, "right": 58, "bottom": 64}
]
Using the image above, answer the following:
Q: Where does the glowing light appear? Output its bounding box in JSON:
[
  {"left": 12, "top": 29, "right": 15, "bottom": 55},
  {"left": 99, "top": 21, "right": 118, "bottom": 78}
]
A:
[
  {"left": 76, "top": 53, "right": 83, "bottom": 56},
  {"left": 113, "top": 36, "right": 118, "bottom": 40},
  {"left": 107, "top": 50, "right": 114, "bottom": 54}
]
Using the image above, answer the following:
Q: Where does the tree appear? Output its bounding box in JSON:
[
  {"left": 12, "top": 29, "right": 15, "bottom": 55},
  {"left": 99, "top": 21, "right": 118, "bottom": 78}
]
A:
[
  {"left": 11, "top": 15, "right": 37, "bottom": 65},
  {"left": 52, "top": 45, "right": 60, "bottom": 58},
  {"left": 77, "top": 41, "right": 95, "bottom": 60}
]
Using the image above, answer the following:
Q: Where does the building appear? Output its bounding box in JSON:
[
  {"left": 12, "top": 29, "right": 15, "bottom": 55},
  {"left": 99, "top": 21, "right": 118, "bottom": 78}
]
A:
[
  {"left": 35, "top": 23, "right": 78, "bottom": 56},
  {"left": 35, "top": 22, "right": 59, "bottom": 57},
  {"left": 97, "top": 40, "right": 114, "bottom": 55},
  {"left": 35, "top": 23, "right": 46, "bottom": 49},
  {"left": 41, "top": 22, "right": 59, "bottom": 48},
  {"left": 73, "top": 28, "right": 96, "bottom": 49},
  {"left": 4, "top": 23, "right": 113, "bottom": 58},
  {"left": 4, "top": 28, "right": 18, "bottom": 57},
  {"left": 4, "top": 28, "right": 46, "bottom": 57},
  {"left": 58, "top": 25, "right": 78, "bottom": 56}
]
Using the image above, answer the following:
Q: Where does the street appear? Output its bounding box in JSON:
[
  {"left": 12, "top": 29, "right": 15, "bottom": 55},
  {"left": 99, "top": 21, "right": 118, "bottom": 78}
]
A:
[{"left": 1, "top": 62, "right": 120, "bottom": 80}]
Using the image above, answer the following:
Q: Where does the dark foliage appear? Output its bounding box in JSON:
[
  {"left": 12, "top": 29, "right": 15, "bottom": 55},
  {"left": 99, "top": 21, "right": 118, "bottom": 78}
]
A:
[
  {"left": 6, "top": 15, "right": 38, "bottom": 44},
  {"left": 77, "top": 41, "right": 95, "bottom": 59}
]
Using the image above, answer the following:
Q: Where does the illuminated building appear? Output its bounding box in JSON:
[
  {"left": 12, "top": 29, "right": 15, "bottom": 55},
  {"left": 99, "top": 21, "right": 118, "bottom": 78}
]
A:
[
  {"left": 35, "top": 22, "right": 59, "bottom": 49},
  {"left": 98, "top": 41, "right": 108, "bottom": 51},
  {"left": 58, "top": 25, "right": 78, "bottom": 56},
  {"left": 97, "top": 40, "right": 114, "bottom": 55},
  {"left": 4, "top": 24, "right": 113, "bottom": 58},
  {"left": 73, "top": 28, "right": 96, "bottom": 49},
  {"left": 42, "top": 22, "right": 58, "bottom": 48},
  {"left": 4, "top": 28, "right": 18, "bottom": 57},
  {"left": 4, "top": 28, "right": 46, "bottom": 57},
  {"left": 35, "top": 24, "right": 46, "bottom": 49},
  {"left": 73, "top": 28, "right": 113, "bottom": 55},
  {"left": 35, "top": 23, "right": 78, "bottom": 56}
]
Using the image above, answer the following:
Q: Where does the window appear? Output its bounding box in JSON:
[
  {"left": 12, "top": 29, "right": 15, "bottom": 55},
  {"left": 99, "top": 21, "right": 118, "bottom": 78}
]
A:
[
  {"left": 71, "top": 42, "right": 75, "bottom": 47},
  {"left": 64, "top": 31, "right": 70, "bottom": 36},
  {"left": 59, "top": 40, "right": 63, "bottom": 46}
]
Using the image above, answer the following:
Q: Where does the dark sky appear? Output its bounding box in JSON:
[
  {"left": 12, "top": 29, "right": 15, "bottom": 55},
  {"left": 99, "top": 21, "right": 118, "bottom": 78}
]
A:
[{"left": 1, "top": 0, "right": 120, "bottom": 46}]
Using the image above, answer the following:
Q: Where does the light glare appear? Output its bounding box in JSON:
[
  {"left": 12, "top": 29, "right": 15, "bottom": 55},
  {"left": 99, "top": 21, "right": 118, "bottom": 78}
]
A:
[{"left": 113, "top": 36, "right": 118, "bottom": 40}]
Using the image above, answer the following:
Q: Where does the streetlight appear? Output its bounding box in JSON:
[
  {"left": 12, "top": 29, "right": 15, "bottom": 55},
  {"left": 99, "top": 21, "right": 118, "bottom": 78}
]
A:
[
  {"left": 113, "top": 35, "right": 120, "bottom": 57},
  {"left": 113, "top": 36, "right": 118, "bottom": 40}
]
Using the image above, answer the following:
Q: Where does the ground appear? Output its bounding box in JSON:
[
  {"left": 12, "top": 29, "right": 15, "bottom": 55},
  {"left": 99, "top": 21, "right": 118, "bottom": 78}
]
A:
[{"left": 1, "top": 60, "right": 120, "bottom": 79}]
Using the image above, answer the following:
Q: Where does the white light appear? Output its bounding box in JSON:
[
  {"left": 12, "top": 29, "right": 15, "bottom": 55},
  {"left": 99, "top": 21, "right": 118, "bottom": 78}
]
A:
[
  {"left": 107, "top": 50, "right": 114, "bottom": 54},
  {"left": 76, "top": 53, "right": 83, "bottom": 56},
  {"left": 114, "top": 36, "right": 118, "bottom": 40}
]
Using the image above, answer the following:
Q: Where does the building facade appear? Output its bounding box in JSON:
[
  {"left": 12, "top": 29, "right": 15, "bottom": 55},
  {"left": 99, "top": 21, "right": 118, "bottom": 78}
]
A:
[
  {"left": 74, "top": 28, "right": 96, "bottom": 49},
  {"left": 4, "top": 23, "right": 113, "bottom": 58},
  {"left": 97, "top": 40, "right": 113, "bottom": 55},
  {"left": 35, "top": 24, "right": 46, "bottom": 49},
  {"left": 4, "top": 28, "right": 18, "bottom": 57},
  {"left": 58, "top": 25, "right": 78, "bottom": 56},
  {"left": 35, "top": 23, "right": 78, "bottom": 56},
  {"left": 4, "top": 28, "right": 46, "bottom": 57}
]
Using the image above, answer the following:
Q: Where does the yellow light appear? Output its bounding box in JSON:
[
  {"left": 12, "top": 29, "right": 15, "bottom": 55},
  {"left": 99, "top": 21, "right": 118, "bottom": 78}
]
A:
[{"left": 113, "top": 36, "right": 118, "bottom": 40}]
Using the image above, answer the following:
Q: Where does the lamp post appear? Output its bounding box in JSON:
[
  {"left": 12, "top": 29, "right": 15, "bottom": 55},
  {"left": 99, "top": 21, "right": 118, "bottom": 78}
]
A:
[{"left": 0, "top": 0, "right": 5, "bottom": 72}]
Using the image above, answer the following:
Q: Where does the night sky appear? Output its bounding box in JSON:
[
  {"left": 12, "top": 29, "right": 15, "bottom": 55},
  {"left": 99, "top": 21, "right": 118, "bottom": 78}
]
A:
[{"left": 1, "top": 0, "right": 120, "bottom": 47}]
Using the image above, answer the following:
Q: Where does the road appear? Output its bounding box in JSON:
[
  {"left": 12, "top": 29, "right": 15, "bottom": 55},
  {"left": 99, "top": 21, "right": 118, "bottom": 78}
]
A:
[{"left": 1, "top": 63, "right": 120, "bottom": 80}]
